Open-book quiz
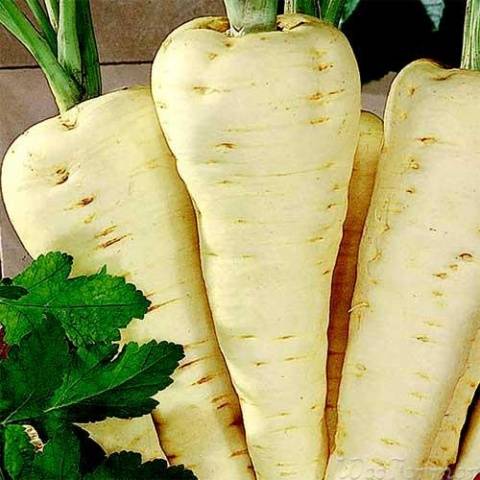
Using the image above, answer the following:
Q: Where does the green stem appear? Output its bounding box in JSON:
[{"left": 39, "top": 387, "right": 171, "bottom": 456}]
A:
[
  {"left": 45, "top": 0, "right": 59, "bottom": 31},
  {"left": 284, "top": 0, "right": 319, "bottom": 16},
  {"left": 58, "top": 0, "right": 82, "bottom": 85},
  {"left": 0, "top": 4, "right": 23, "bottom": 40},
  {"left": 0, "top": 0, "right": 81, "bottom": 112},
  {"left": 322, "top": 0, "right": 345, "bottom": 26},
  {"left": 77, "top": 0, "right": 102, "bottom": 99},
  {"left": 224, "top": 0, "right": 278, "bottom": 36},
  {"left": 461, "top": 0, "right": 480, "bottom": 70},
  {"left": 24, "top": 0, "right": 57, "bottom": 52}
]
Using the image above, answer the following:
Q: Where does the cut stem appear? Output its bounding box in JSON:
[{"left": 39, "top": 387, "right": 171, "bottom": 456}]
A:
[
  {"left": 0, "top": 0, "right": 81, "bottom": 112},
  {"left": 58, "top": 0, "right": 82, "bottom": 85},
  {"left": 284, "top": 0, "right": 319, "bottom": 16},
  {"left": 461, "top": 0, "right": 480, "bottom": 70},
  {"left": 224, "top": 0, "right": 278, "bottom": 36},
  {"left": 24, "top": 0, "right": 57, "bottom": 52},
  {"left": 322, "top": 0, "right": 345, "bottom": 26},
  {"left": 77, "top": 0, "right": 102, "bottom": 99}
]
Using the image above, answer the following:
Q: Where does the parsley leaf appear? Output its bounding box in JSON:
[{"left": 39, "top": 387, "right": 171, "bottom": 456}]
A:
[
  {"left": 2, "top": 425, "right": 35, "bottom": 479},
  {"left": 29, "top": 427, "right": 81, "bottom": 480},
  {"left": 85, "top": 452, "right": 197, "bottom": 480},
  {"left": 4, "top": 424, "right": 81, "bottom": 480},
  {"left": 49, "top": 341, "right": 184, "bottom": 422},
  {"left": 1, "top": 252, "right": 150, "bottom": 346},
  {"left": 3, "top": 427, "right": 198, "bottom": 480},
  {"left": 0, "top": 285, "right": 27, "bottom": 301},
  {"left": 0, "top": 318, "right": 183, "bottom": 424},
  {"left": 0, "top": 315, "right": 69, "bottom": 422},
  {"left": 0, "top": 252, "right": 195, "bottom": 479}
]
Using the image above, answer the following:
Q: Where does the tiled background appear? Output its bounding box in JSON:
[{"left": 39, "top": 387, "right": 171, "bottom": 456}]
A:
[
  {"left": 0, "top": 0, "right": 226, "bottom": 66},
  {"left": 0, "top": 1, "right": 392, "bottom": 276}
]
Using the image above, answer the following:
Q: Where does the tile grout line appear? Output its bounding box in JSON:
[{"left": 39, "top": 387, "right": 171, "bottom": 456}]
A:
[{"left": 0, "top": 59, "right": 153, "bottom": 72}]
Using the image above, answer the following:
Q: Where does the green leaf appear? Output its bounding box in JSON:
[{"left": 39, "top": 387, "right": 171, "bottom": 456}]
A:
[
  {"left": 2, "top": 426, "right": 198, "bottom": 480},
  {"left": 4, "top": 417, "right": 86, "bottom": 480},
  {"left": 12, "top": 251, "right": 72, "bottom": 295},
  {"left": 77, "top": 0, "right": 101, "bottom": 99},
  {"left": 341, "top": 0, "right": 360, "bottom": 22},
  {"left": 0, "top": 252, "right": 73, "bottom": 344},
  {"left": 48, "top": 272, "right": 150, "bottom": 346},
  {"left": 0, "top": 285, "right": 27, "bottom": 301},
  {"left": 3, "top": 425, "right": 35, "bottom": 479},
  {"left": 24, "top": 0, "right": 57, "bottom": 53},
  {"left": 0, "top": 252, "right": 192, "bottom": 478},
  {"left": 29, "top": 427, "right": 81, "bottom": 480},
  {"left": 0, "top": 0, "right": 82, "bottom": 112},
  {"left": 74, "top": 425, "right": 106, "bottom": 475},
  {"left": 85, "top": 452, "right": 197, "bottom": 480},
  {"left": 284, "top": 0, "right": 319, "bottom": 15},
  {"left": 0, "top": 334, "right": 185, "bottom": 476},
  {"left": 321, "top": 0, "right": 345, "bottom": 25},
  {"left": 58, "top": 0, "right": 82, "bottom": 85},
  {"left": 420, "top": 0, "right": 445, "bottom": 30},
  {"left": 44, "top": 0, "right": 59, "bottom": 30},
  {"left": 0, "top": 316, "right": 69, "bottom": 423},
  {"left": 49, "top": 341, "right": 184, "bottom": 422},
  {"left": 1, "top": 252, "right": 150, "bottom": 346}
]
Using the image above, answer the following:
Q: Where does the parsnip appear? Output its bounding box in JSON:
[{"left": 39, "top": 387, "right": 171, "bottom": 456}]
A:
[
  {"left": 453, "top": 399, "right": 480, "bottom": 480},
  {"left": 3, "top": 87, "right": 253, "bottom": 479},
  {"left": 326, "top": 59, "right": 480, "bottom": 480},
  {"left": 1, "top": 2, "right": 255, "bottom": 475},
  {"left": 153, "top": 12, "right": 360, "bottom": 479},
  {"left": 424, "top": 329, "right": 480, "bottom": 479},
  {"left": 326, "top": 111, "right": 383, "bottom": 450},
  {"left": 80, "top": 416, "right": 164, "bottom": 462}
]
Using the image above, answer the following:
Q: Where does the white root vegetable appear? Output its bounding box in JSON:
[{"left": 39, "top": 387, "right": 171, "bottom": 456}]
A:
[
  {"left": 453, "top": 398, "right": 480, "bottom": 480},
  {"left": 326, "top": 111, "right": 383, "bottom": 450},
  {"left": 424, "top": 329, "right": 480, "bottom": 479},
  {"left": 2, "top": 87, "right": 253, "bottom": 479},
  {"left": 80, "top": 416, "right": 164, "bottom": 462},
  {"left": 326, "top": 59, "right": 480, "bottom": 480},
  {"left": 153, "top": 13, "right": 360, "bottom": 479}
]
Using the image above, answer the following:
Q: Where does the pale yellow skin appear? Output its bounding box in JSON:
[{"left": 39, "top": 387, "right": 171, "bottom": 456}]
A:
[
  {"left": 2, "top": 87, "right": 253, "bottom": 479},
  {"left": 153, "top": 14, "right": 361, "bottom": 480},
  {"left": 453, "top": 403, "right": 480, "bottom": 480},
  {"left": 80, "top": 416, "right": 164, "bottom": 461},
  {"left": 326, "top": 111, "right": 383, "bottom": 451},
  {"left": 425, "top": 329, "right": 480, "bottom": 478},
  {"left": 326, "top": 60, "right": 480, "bottom": 480}
]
